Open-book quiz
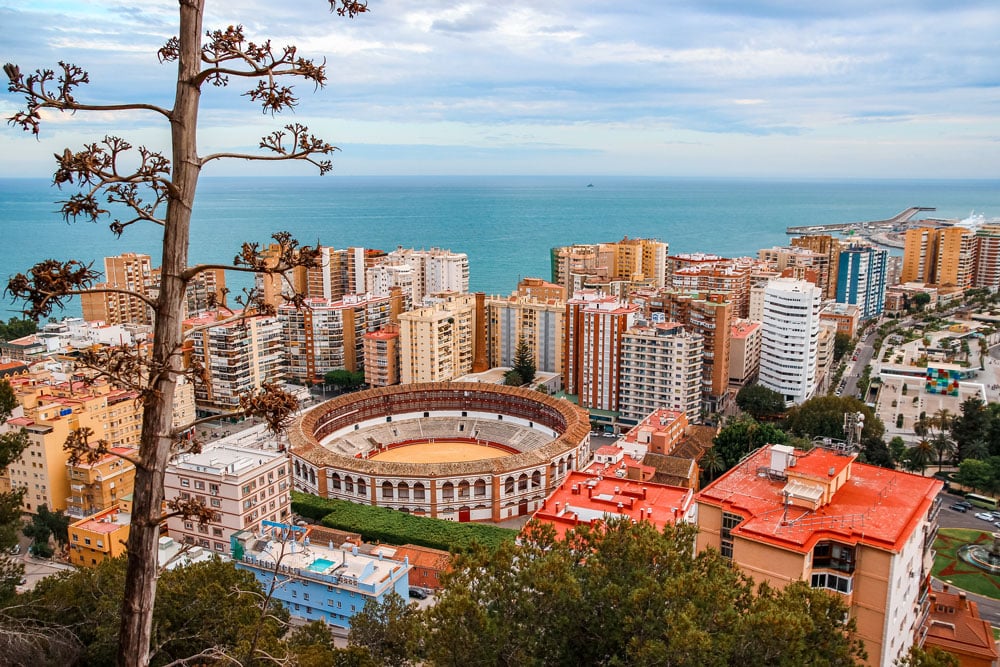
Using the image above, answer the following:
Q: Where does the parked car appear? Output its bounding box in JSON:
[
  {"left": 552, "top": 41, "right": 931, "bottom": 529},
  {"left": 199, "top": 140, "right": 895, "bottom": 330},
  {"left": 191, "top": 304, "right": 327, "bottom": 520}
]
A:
[
  {"left": 993, "top": 521, "right": 1000, "bottom": 530},
  {"left": 408, "top": 587, "right": 428, "bottom": 600},
  {"left": 975, "top": 512, "right": 995, "bottom": 521},
  {"left": 8, "top": 544, "right": 20, "bottom": 555},
  {"left": 949, "top": 504, "right": 968, "bottom": 513}
]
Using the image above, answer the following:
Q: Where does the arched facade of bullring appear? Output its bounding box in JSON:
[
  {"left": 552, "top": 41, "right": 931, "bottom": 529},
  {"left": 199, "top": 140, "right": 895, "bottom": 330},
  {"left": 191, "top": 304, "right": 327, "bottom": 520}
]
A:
[{"left": 287, "top": 383, "right": 592, "bottom": 522}]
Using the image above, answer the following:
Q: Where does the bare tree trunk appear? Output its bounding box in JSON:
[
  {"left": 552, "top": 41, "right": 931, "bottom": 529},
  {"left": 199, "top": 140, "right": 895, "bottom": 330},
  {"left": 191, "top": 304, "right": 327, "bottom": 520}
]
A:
[{"left": 117, "top": 1, "right": 203, "bottom": 665}]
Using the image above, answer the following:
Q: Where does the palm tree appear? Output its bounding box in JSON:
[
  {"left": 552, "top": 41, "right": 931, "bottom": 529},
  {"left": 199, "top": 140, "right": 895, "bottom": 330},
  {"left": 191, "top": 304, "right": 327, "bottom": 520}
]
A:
[
  {"left": 699, "top": 447, "right": 725, "bottom": 483},
  {"left": 931, "top": 430, "right": 956, "bottom": 472},
  {"left": 907, "top": 440, "right": 934, "bottom": 474}
]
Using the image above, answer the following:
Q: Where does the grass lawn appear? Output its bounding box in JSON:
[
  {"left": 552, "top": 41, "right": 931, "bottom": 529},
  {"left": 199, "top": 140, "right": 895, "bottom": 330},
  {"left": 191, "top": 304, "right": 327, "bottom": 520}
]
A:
[{"left": 933, "top": 528, "right": 1000, "bottom": 599}]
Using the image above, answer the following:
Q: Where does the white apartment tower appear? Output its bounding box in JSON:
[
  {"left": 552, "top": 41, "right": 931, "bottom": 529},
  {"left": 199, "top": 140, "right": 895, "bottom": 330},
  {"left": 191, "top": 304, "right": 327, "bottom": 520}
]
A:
[
  {"left": 382, "top": 247, "right": 469, "bottom": 302},
  {"left": 619, "top": 317, "right": 703, "bottom": 425},
  {"left": 759, "top": 278, "right": 822, "bottom": 406}
]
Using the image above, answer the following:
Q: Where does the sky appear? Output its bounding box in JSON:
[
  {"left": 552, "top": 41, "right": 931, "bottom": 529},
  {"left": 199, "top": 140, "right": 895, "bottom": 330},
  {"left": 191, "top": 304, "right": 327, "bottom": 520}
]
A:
[{"left": 1, "top": 0, "right": 1000, "bottom": 179}]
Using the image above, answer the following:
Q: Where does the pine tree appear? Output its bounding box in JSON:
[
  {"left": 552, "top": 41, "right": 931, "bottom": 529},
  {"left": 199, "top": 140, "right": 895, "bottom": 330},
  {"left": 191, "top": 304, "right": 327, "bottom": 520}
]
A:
[{"left": 512, "top": 336, "right": 536, "bottom": 386}]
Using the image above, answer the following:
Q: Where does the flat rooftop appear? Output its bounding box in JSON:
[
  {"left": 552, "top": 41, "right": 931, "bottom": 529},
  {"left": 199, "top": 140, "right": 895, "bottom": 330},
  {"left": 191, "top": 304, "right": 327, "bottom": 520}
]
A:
[{"left": 697, "top": 445, "right": 941, "bottom": 553}]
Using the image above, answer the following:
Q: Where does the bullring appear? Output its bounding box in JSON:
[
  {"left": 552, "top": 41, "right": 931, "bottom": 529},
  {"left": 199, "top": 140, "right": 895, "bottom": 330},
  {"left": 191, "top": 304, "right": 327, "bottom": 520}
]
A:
[{"left": 287, "top": 382, "right": 591, "bottom": 522}]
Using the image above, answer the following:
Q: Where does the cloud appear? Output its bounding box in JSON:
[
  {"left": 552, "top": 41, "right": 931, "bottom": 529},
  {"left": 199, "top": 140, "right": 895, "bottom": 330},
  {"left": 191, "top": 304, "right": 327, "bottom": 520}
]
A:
[{"left": 2, "top": 1, "right": 1000, "bottom": 177}]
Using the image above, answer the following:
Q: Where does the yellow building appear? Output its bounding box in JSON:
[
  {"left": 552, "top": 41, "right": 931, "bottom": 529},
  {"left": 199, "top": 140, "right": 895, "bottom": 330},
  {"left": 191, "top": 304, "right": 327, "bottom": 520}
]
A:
[
  {"left": 4, "top": 376, "right": 142, "bottom": 514},
  {"left": 68, "top": 505, "right": 131, "bottom": 567},
  {"left": 901, "top": 226, "right": 975, "bottom": 289},
  {"left": 66, "top": 446, "right": 137, "bottom": 520},
  {"left": 696, "top": 444, "right": 942, "bottom": 667}
]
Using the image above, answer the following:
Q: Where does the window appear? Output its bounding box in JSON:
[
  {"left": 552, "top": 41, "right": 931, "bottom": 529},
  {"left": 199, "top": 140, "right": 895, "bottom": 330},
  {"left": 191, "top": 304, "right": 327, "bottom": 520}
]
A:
[
  {"left": 211, "top": 498, "right": 221, "bottom": 508},
  {"left": 304, "top": 593, "right": 310, "bottom": 601},
  {"left": 382, "top": 482, "right": 393, "bottom": 499},
  {"left": 442, "top": 482, "right": 454, "bottom": 500},
  {"left": 720, "top": 512, "right": 742, "bottom": 560},
  {"left": 812, "top": 542, "right": 855, "bottom": 573},
  {"left": 811, "top": 572, "right": 853, "bottom": 594},
  {"left": 84, "top": 538, "right": 91, "bottom": 546},
  {"left": 180, "top": 478, "right": 190, "bottom": 488},
  {"left": 184, "top": 521, "right": 193, "bottom": 530},
  {"left": 194, "top": 480, "right": 205, "bottom": 490}
]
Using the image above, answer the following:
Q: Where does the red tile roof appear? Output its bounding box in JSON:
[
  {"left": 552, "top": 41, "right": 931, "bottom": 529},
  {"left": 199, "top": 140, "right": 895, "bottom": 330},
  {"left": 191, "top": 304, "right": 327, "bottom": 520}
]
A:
[
  {"left": 924, "top": 585, "right": 1000, "bottom": 662},
  {"left": 532, "top": 470, "right": 693, "bottom": 540},
  {"left": 697, "top": 445, "right": 941, "bottom": 554}
]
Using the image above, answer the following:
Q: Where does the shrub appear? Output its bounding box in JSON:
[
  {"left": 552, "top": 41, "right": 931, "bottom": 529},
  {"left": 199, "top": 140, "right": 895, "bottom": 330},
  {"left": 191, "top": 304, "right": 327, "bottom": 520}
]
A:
[{"left": 292, "top": 492, "right": 517, "bottom": 552}]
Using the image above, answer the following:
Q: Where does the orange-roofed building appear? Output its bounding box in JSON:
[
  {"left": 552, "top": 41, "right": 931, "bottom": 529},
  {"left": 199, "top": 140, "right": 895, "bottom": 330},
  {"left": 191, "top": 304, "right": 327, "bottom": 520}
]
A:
[
  {"left": 68, "top": 505, "right": 131, "bottom": 567},
  {"left": 619, "top": 409, "right": 688, "bottom": 456},
  {"left": 66, "top": 446, "right": 137, "bottom": 520},
  {"left": 922, "top": 584, "right": 999, "bottom": 667},
  {"left": 696, "top": 443, "right": 943, "bottom": 667},
  {"left": 531, "top": 469, "right": 694, "bottom": 540},
  {"left": 393, "top": 544, "right": 451, "bottom": 591}
]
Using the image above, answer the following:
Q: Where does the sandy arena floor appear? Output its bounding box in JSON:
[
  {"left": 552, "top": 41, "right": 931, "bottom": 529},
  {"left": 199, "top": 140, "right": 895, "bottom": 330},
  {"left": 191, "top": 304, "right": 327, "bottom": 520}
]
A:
[{"left": 369, "top": 440, "right": 510, "bottom": 463}]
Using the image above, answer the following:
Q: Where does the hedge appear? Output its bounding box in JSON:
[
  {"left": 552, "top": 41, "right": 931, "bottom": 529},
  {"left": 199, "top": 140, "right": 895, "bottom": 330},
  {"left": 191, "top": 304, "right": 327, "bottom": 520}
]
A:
[{"left": 291, "top": 491, "right": 517, "bottom": 553}]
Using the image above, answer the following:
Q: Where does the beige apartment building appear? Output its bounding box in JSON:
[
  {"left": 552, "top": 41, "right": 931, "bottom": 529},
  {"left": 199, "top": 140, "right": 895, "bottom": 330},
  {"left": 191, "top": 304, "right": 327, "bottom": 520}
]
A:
[
  {"left": 487, "top": 292, "right": 565, "bottom": 376},
  {"left": 81, "top": 253, "right": 155, "bottom": 325},
  {"left": 278, "top": 293, "right": 398, "bottom": 384},
  {"left": 398, "top": 293, "right": 485, "bottom": 384},
  {"left": 728, "top": 319, "right": 761, "bottom": 388},
  {"left": 183, "top": 312, "right": 285, "bottom": 415},
  {"left": 551, "top": 238, "right": 669, "bottom": 295},
  {"left": 619, "top": 318, "right": 703, "bottom": 425},
  {"left": 633, "top": 288, "right": 733, "bottom": 413},
  {"left": 974, "top": 224, "right": 1000, "bottom": 292},
  {"left": 697, "top": 444, "right": 942, "bottom": 667},
  {"left": 791, "top": 234, "right": 842, "bottom": 298},
  {"left": 164, "top": 444, "right": 291, "bottom": 554}
]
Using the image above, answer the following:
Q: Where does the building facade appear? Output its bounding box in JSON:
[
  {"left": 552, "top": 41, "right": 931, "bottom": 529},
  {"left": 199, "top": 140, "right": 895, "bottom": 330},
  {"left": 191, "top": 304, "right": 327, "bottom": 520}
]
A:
[
  {"left": 619, "top": 318, "right": 703, "bottom": 425},
  {"left": 563, "top": 291, "right": 640, "bottom": 412},
  {"left": 184, "top": 312, "right": 285, "bottom": 415},
  {"left": 759, "top": 278, "right": 822, "bottom": 406},
  {"left": 487, "top": 293, "right": 565, "bottom": 376},
  {"left": 363, "top": 325, "right": 401, "bottom": 387},
  {"left": 836, "top": 244, "right": 888, "bottom": 320},
  {"left": 232, "top": 523, "right": 410, "bottom": 627},
  {"left": 696, "top": 444, "right": 943, "bottom": 667},
  {"left": 398, "top": 294, "right": 483, "bottom": 384},
  {"left": 68, "top": 505, "right": 131, "bottom": 567},
  {"left": 728, "top": 320, "right": 762, "bottom": 388},
  {"left": 164, "top": 444, "right": 291, "bottom": 554}
]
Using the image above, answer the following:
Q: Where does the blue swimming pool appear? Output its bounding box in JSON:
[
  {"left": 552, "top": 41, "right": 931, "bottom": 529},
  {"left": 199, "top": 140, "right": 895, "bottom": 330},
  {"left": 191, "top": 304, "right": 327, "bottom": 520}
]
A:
[{"left": 307, "top": 558, "right": 335, "bottom": 572}]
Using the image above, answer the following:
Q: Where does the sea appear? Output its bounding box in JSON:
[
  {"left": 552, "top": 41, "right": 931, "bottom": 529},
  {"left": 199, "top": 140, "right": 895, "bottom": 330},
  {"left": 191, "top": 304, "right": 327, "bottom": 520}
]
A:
[{"left": 1, "top": 176, "right": 999, "bottom": 319}]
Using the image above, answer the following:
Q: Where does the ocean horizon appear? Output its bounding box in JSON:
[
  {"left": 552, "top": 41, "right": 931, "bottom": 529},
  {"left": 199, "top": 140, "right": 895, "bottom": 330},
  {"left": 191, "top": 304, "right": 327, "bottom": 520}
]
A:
[{"left": 2, "top": 175, "right": 999, "bottom": 319}]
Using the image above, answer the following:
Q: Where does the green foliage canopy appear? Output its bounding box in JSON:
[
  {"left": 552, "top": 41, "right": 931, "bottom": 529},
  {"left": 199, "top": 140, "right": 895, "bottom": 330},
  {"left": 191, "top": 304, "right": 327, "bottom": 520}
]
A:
[{"left": 735, "top": 384, "right": 786, "bottom": 420}]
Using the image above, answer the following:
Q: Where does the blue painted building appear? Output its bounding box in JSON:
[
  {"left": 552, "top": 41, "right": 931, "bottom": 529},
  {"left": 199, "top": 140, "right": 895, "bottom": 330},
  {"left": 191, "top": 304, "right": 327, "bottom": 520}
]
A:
[
  {"left": 231, "top": 522, "right": 410, "bottom": 627},
  {"left": 836, "top": 245, "right": 887, "bottom": 320}
]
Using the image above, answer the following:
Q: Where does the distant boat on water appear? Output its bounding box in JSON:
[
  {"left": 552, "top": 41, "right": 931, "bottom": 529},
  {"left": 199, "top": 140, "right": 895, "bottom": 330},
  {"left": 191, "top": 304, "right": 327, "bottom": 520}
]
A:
[{"left": 586, "top": 183, "right": 594, "bottom": 188}]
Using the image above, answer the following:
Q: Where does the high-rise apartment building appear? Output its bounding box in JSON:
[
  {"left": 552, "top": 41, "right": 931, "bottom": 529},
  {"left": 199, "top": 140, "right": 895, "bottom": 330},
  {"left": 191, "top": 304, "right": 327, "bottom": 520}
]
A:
[
  {"left": 487, "top": 293, "right": 565, "bottom": 375},
  {"left": 363, "top": 324, "right": 401, "bottom": 387},
  {"left": 671, "top": 260, "right": 753, "bottom": 319},
  {"left": 165, "top": 444, "right": 291, "bottom": 554},
  {"left": 974, "top": 224, "right": 1000, "bottom": 292},
  {"left": 551, "top": 238, "right": 669, "bottom": 295},
  {"left": 759, "top": 278, "right": 822, "bottom": 406},
  {"left": 563, "top": 291, "right": 639, "bottom": 412},
  {"left": 184, "top": 312, "right": 285, "bottom": 415},
  {"left": 901, "top": 226, "right": 975, "bottom": 289},
  {"left": 634, "top": 289, "right": 732, "bottom": 413},
  {"left": 697, "top": 444, "right": 942, "bottom": 667},
  {"left": 379, "top": 247, "right": 469, "bottom": 303},
  {"left": 81, "top": 253, "right": 155, "bottom": 325},
  {"left": 836, "top": 244, "right": 887, "bottom": 320},
  {"left": 279, "top": 293, "right": 396, "bottom": 384},
  {"left": 619, "top": 318, "right": 703, "bottom": 425},
  {"left": 728, "top": 320, "right": 761, "bottom": 388},
  {"left": 82, "top": 253, "right": 227, "bottom": 324},
  {"left": 398, "top": 293, "right": 483, "bottom": 383},
  {"left": 791, "top": 235, "right": 842, "bottom": 299}
]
